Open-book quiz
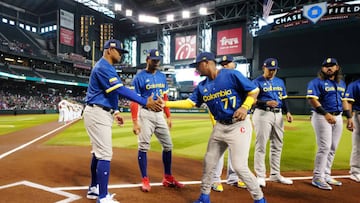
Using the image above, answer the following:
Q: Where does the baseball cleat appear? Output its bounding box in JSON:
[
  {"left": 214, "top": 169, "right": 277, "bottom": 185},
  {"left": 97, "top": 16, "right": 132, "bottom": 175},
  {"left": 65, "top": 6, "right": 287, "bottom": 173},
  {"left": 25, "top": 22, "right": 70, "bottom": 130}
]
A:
[
  {"left": 312, "top": 178, "right": 332, "bottom": 190},
  {"left": 87, "top": 185, "right": 99, "bottom": 199},
  {"left": 141, "top": 177, "right": 151, "bottom": 192},
  {"left": 237, "top": 180, "right": 247, "bottom": 188},
  {"left": 193, "top": 193, "right": 210, "bottom": 203},
  {"left": 350, "top": 174, "right": 360, "bottom": 182},
  {"left": 96, "top": 193, "right": 119, "bottom": 203},
  {"left": 211, "top": 182, "right": 223, "bottom": 192},
  {"left": 162, "top": 175, "right": 184, "bottom": 188},
  {"left": 269, "top": 175, "right": 293, "bottom": 185},
  {"left": 326, "top": 178, "right": 342, "bottom": 186},
  {"left": 257, "top": 177, "right": 266, "bottom": 187}
]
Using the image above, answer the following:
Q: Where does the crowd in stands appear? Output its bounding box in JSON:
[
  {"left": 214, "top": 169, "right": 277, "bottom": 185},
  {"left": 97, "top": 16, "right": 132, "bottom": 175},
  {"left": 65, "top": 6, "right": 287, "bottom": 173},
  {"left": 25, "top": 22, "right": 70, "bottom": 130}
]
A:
[
  {"left": 0, "top": 38, "right": 34, "bottom": 56},
  {"left": 0, "top": 81, "right": 85, "bottom": 110}
]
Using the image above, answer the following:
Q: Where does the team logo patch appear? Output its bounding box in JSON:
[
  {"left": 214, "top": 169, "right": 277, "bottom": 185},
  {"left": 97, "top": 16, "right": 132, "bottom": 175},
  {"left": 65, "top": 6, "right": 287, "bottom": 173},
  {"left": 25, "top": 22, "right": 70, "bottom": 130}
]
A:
[
  {"left": 222, "top": 56, "right": 227, "bottom": 61},
  {"left": 109, "top": 77, "right": 118, "bottom": 85},
  {"left": 271, "top": 60, "right": 276, "bottom": 66},
  {"left": 240, "top": 127, "right": 245, "bottom": 133},
  {"left": 203, "top": 88, "right": 208, "bottom": 93},
  {"left": 326, "top": 58, "right": 331, "bottom": 63},
  {"left": 110, "top": 42, "right": 116, "bottom": 47},
  {"left": 155, "top": 51, "right": 159, "bottom": 56}
]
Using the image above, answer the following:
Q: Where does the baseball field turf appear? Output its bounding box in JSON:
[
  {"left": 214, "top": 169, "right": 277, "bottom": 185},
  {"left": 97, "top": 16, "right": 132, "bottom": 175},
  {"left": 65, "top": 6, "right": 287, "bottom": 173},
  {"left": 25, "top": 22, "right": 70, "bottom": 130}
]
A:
[{"left": 0, "top": 113, "right": 353, "bottom": 172}]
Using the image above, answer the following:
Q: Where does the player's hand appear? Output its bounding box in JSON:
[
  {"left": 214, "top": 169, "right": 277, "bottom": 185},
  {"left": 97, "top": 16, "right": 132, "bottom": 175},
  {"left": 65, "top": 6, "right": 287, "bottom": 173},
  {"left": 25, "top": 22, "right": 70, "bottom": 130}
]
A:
[
  {"left": 233, "top": 107, "right": 248, "bottom": 121},
  {"left": 146, "top": 93, "right": 163, "bottom": 112},
  {"left": 324, "top": 113, "right": 336, "bottom": 124},
  {"left": 132, "top": 121, "right": 141, "bottom": 135},
  {"left": 114, "top": 112, "right": 124, "bottom": 126},
  {"left": 266, "top": 100, "right": 278, "bottom": 108},
  {"left": 346, "top": 118, "right": 354, "bottom": 131},
  {"left": 286, "top": 112, "right": 293, "bottom": 123}
]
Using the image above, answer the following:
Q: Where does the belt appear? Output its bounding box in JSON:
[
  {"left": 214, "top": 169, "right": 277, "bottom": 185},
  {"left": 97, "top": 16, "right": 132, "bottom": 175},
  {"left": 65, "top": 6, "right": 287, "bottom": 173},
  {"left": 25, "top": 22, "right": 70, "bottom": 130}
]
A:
[
  {"left": 258, "top": 106, "right": 281, "bottom": 113},
  {"left": 87, "top": 104, "right": 115, "bottom": 114},
  {"left": 328, "top": 111, "right": 341, "bottom": 116},
  {"left": 218, "top": 119, "right": 238, "bottom": 125}
]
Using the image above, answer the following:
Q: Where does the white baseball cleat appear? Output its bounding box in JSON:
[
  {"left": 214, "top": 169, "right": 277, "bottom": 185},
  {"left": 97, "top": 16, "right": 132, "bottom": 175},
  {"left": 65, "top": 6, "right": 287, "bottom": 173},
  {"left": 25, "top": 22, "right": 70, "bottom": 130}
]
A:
[
  {"left": 269, "top": 175, "right": 293, "bottom": 185},
  {"left": 350, "top": 174, "right": 360, "bottom": 182},
  {"left": 257, "top": 177, "right": 266, "bottom": 187}
]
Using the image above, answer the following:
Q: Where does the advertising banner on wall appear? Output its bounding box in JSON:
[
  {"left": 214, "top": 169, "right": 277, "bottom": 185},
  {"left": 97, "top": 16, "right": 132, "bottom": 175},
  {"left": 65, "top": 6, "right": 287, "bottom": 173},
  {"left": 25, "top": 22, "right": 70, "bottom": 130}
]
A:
[
  {"left": 175, "top": 35, "right": 196, "bottom": 60},
  {"left": 216, "top": 28, "right": 242, "bottom": 55},
  {"left": 60, "top": 27, "right": 74, "bottom": 47},
  {"left": 60, "top": 9, "right": 74, "bottom": 30},
  {"left": 140, "top": 41, "right": 158, "bottom": 63}
]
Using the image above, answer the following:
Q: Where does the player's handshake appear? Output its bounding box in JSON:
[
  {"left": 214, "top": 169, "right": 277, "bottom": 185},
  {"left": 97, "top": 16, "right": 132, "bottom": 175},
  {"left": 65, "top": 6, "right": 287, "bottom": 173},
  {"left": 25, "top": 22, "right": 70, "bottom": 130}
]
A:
[{"left": 145, "top": 94, "right": 164, "bottom": 112}]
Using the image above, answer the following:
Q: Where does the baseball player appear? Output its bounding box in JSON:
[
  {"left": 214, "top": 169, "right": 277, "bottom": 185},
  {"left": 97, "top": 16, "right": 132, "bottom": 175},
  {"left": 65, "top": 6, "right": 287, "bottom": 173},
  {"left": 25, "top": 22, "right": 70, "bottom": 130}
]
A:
[
  {"left": 211, "top": 55, "right": 246, "bottom": 192},
  {"left": 130, "top": 49, "right": 184, "bottom": 192},
  {"left": 306, "top": 57, "right": 346, "bottom": 190},
  {"left": 83, "top": 39, "right": 162, "bottom": 203},
  {"left": 164, "top": 52, "right": 266, "bottom": 203},
  {"left": 58, "top": 99, "right": 68, "bottom": 124},
  {"left": 252, "top": 58, "right": 293, "bottom": 187},
  {"left": 342, "top": 79, "right": 360, "bottom": 182}
]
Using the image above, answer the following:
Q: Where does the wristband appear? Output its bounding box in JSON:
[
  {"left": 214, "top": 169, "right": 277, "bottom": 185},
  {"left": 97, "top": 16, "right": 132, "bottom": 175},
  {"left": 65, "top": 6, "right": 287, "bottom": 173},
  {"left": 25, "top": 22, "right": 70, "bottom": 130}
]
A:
[
  {"left": 242, "top": 96, "right": 255, "bottom": 110},
  {"left": 343, "top": 110, "right": 352, "bottom": 119},
  {"left": 315, "top": 106, "right": 328, "bottom": 115}
]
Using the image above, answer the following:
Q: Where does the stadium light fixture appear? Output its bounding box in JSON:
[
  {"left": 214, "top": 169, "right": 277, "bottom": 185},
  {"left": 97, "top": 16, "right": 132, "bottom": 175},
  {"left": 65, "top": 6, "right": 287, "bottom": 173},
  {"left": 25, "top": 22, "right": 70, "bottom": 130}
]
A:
[
  {"left": 126, "top": 9, "right": 133, "bottom": 16},
  {"left": 182, "top": 10, "right": 190, "bottom": 19},
  {"left": 166, "top": 14, "right": 174, "bottom": 22},
  {"left": 114, "top": 3, "right": 122, "bottom": 11},
  {"left": 139, "top": 14, "right": 159, "bottom": 24},
  {"left": 199, "top": 7, "right": 207, "bottom": 15}
]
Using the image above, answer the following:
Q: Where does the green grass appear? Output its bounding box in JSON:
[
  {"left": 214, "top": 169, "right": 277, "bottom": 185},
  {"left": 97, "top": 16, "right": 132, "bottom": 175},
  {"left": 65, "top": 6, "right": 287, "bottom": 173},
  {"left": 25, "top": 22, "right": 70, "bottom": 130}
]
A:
[
  {"left": 6, "top": 113, "right": 353, "bottom": 172},
  {"left": 0, "top": 114, "right": 58, "bottom": 135}
]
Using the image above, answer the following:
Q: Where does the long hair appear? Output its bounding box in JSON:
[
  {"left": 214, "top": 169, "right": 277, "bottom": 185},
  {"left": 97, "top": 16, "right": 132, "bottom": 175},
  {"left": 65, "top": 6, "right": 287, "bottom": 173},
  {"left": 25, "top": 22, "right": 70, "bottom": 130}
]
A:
[{"left": 318, "top": 65, "right": 343, "bottom": 83}]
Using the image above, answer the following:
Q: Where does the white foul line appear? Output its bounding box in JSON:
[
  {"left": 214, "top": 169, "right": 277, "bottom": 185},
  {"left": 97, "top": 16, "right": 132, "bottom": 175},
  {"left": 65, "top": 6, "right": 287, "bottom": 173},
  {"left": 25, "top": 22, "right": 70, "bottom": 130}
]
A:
[
  {"left": 0, "top": 180, "right": 81, "bottom": 203},
  {"left": 53, "top": 175, "right": 352, "bottom": 191},
  {"left": 0, "top": 120, "right": 77, "bottom": 160}
]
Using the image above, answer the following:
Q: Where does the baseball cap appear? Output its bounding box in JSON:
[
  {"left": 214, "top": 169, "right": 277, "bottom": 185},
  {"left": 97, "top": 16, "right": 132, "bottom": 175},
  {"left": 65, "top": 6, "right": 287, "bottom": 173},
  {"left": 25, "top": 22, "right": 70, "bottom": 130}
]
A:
[
  {"left": 322, "top": 57, "right": 338, "bottom": 67},
  {"left": 263, "top": 58, "right": 279, "bottom": 70},
  {"left": 218, "top": 55, "right": 234, "bottom": 64},
  {"left": 189, "top": 52, "right": 216, "bottom": 67},
  {"left": 103, "top": 39, "right": 128, "bottom": 53},
  {"left": 146, "top": 49, "right": 163, "bottom": 60}
]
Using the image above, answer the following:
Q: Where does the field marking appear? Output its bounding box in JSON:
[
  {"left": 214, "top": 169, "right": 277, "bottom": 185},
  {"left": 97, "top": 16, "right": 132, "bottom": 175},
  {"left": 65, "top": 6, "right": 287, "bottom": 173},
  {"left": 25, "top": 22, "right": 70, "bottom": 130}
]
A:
[
  {"left": 53, "top": 175, "right": 352, "bottom": 191},
  {"left": 0, "top": 125, "right": 15, "bottom": 128},
  {"left": 0, "top": 120, "right": 78, "bottom": 160},
  {"left": 0, "top": 180, "right": 81, "bottom": 203}
]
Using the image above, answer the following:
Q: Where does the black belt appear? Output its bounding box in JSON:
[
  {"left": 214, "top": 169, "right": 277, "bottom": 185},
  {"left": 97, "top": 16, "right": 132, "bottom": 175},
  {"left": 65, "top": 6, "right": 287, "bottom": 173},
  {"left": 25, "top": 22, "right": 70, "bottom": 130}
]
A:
[
  {"left": 87, "top": 104, "right": 115, "bottom": 114},
  {"left": 218, "top": 119, "right": 237, "bottom": 125},
  {"left": 328, "top": 111, "right": 341, "bottom": 116},
  {"left": 258, "top": 107, "right": 281, "bottom": 113}
]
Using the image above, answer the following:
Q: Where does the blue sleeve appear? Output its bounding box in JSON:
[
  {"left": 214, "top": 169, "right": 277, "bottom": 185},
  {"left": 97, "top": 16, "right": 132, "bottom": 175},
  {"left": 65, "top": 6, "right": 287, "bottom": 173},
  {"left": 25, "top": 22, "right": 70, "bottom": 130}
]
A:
[
  {"left": 233, "top": 71, "right": 257, "bottom": 92},
  {"left": 189, "top": 86, "right": 203, "bottom": 107},
  {"left": 307, "top": 79, "right": 320, "bottom": 98},
  {"left": 116, "top": 86, "right": 147, "bottom": 106}
]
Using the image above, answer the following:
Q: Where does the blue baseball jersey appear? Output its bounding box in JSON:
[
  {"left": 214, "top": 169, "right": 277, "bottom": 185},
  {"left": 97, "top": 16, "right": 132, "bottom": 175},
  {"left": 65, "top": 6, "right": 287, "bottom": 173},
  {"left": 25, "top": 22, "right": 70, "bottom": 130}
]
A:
[
  {"left": 132, "top": 70, "right": 169, "bottom": 100},
  {"left": 252, "top": 76, "right": 288, "bottom": 108},
  {"left": 306, "top": 78, "right": 346, "bottom": 112},
  {"left": 344, "top": 79, "right": 360, "bottom": 111},
  {"left": 189, "top": 69, "right": 258, "bottom": 121},
  {"left": 85, "top": 58, "right": 124, "bottom": 110}
]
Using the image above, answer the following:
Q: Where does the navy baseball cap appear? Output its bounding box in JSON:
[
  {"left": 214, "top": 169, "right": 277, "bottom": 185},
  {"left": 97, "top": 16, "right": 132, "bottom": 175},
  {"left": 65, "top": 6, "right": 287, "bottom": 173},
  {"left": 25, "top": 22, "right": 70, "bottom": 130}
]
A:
[
  {"left": 322, "top": 57, "right": 338, "bottom": 66},
  {"left": 263, "top": 58, "right": 279, "bottom": 70},
  {"left": 218, "top": 55, "right": 234, "bottom": 64},
  {"left": 104, "top": 39, "right": 128, "bottom": 53},
  {"left": 147, "top": 49, "right": 162, "bottom": 60},
  {"left": 189, "top": 52, "right": 216, "bottom": 67}
]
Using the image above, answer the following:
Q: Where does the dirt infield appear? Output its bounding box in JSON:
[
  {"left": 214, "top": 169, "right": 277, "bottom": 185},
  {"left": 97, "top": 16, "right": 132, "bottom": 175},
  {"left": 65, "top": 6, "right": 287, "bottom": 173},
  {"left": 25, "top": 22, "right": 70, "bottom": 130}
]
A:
[{"left": 1, "top": 120, "right": 360, "bottom": 203}]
